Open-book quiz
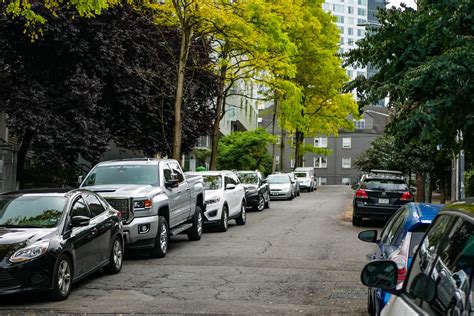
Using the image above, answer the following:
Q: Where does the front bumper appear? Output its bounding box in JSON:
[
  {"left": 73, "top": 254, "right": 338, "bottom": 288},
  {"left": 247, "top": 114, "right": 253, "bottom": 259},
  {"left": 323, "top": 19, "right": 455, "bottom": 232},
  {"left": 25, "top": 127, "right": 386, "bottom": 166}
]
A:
[
  {"left": 123, "top": 215, "right": 159, "bottom": 249},
  {"left": 245, "top": 192, "right": 259, "bottom": 207},
  {"left": 203, "top": 201, "right": 223, "bottom": 224},
  {"left": 0, "top": 253, "right": 56, "bottom": 295}
]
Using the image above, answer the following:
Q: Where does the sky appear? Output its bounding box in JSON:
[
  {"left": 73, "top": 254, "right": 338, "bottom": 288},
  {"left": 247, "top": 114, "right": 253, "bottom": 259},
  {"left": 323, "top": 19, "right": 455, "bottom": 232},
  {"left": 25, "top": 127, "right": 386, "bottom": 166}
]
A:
[{"left": 386, "top": 0, "right": 417, "bottom": 9}]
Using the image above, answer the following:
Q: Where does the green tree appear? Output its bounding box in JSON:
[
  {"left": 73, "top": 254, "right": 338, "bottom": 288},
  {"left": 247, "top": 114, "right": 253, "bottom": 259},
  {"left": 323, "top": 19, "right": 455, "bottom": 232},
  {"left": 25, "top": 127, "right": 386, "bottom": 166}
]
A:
[{"left": 217, "top": 128, "right": 276, "bottom": 175}]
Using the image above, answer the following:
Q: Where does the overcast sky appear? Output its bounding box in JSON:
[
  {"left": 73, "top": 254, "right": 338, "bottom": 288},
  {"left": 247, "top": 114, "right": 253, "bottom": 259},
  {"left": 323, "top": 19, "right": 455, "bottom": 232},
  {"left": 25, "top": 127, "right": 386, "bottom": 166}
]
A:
[{"left": 386, "top": 0, "right": 417, "bottom": 9}]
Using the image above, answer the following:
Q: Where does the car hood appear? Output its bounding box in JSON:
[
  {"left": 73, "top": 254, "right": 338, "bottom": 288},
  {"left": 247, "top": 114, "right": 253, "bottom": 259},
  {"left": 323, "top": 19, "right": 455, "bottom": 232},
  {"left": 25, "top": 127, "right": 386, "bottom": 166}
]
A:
[
  {"left": 205, "top": 190, "right": 222, "bottom": 201},
  {"left": 297, "top": 178, "right": 311, "bottom": 182},
  {"left": 83, "top": 184, "right": 162, "bottom": 199},
  {"left": 0, "top": 227, "right": 56, "bottom": 262},
  {"left": 269, "top": 183, "right": 290, "bottom": 190},
  {"left": 242, "top": 184, "right": 258, "bottom": 190}
]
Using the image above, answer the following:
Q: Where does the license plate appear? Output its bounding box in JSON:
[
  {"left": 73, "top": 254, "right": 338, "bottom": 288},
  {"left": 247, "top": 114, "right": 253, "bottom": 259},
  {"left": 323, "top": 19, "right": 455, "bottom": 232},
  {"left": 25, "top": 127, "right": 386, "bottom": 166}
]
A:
[
  {"left": 271, "top": 192, "right": 278, "bottom": 196},
  {"left": 379, "top": 198, "right": 389, "bottom": 204}
]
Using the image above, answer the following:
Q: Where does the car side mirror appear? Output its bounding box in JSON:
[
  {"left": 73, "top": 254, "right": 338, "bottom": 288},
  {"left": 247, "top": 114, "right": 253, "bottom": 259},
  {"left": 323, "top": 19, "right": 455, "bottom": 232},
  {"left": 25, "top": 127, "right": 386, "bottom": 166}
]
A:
[
  {"left": 361, "top": 260, "right": 398, "bottom": 291},
  {"left": 165, "top": 178, "right": 179, "bottom": 189},
  {"left": 225, "top": 183, "right": 236, "bottom": 190},
  {"left": 71, "top": 215, "right": 90, "bottom": 227},
  {"left": 408, "top": 273, "right": 436, "bottom": 303},
  {"left": 358, "top": 230, "right": 378, "bottom": 243},
  {"left": 77, "top": 175, "right": 83, "bottom": 185}
]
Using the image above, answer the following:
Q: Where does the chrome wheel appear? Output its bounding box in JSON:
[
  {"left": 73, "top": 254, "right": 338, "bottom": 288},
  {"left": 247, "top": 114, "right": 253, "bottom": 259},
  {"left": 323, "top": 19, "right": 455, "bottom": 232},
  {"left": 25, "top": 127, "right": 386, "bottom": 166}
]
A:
[
  {"left": 57, "top": 259, "right": 71, "bottom": 296},
  {"left": 113, "top": 239, "right": 123, "bottom": 270},
  {"left": 223, "top": 211, "right": 228, "bottom": 230},
  {"left": 197, "top": 211, "right": 203, "bottom": 236},
  {"left": 241, "top": 205, "right": 246, "bottom": 222},
  {"left": 258, "top": 195, "right": 265, "bottom": 211},
  {"left": 160, "top": 221, "right": 168, "bottom": 253}
]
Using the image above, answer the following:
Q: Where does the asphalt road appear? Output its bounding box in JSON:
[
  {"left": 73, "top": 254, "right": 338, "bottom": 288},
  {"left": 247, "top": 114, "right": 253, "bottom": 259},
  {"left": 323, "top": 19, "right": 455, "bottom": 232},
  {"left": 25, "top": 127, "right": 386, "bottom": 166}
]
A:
[{"left": 0, "top": 186, "right": 377, "bottom": 315}]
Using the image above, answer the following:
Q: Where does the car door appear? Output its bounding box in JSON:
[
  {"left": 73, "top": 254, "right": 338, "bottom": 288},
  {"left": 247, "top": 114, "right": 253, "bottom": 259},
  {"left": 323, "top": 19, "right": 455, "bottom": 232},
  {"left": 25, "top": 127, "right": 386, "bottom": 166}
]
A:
[
  {"left": 84, "top": 194, "right": 111, "bottom": 264},
  {"left": 375, "top": 207, "right": 407, "bottom": 260},
  {"left": 232, "top": 173, "right": 245, "bottom": 210},
  {"left": 169, "top": 161, "right": 190, "bottom": 224},
  {"left": 162, "top": 162, "right": 180, "bottom": 227},
  {"left": 67, "top": 196, "right": 99, "bottom": 278},
  {"left": 223, "top": 175, "right": 237, "bottom": 216}
]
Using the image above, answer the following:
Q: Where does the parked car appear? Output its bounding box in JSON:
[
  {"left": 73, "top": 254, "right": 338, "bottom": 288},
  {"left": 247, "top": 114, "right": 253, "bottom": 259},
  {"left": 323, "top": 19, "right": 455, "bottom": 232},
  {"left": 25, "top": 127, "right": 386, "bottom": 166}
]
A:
[
  {"left": 360, "top": 198, "right": 474, "bottom": 316},
  {"left": 267, "top": 174, "right": 294, "bottom": 200},
  {"left": 187, "top": 171, "right": 246, "bottom": 232},
  {"left": 293, "top": 169, "right": 315, "bottom": 192},
  {"left": 235, "top": 170, "right": 270, "bottom": 212},
  {"left": 287, "top": 173, "right": 300, "bottom": 197},
  {"left": 358, "top": 203, "right": 442, "bottom": 315},
  {"left": 81, "top": 158, "right": 205, "bottom": 259},
  {"left": 352, "top": 171, "right": 413, "bottom": 226},
  {"left": 0, "top": 188, "right": 123, "bottom": 300}
]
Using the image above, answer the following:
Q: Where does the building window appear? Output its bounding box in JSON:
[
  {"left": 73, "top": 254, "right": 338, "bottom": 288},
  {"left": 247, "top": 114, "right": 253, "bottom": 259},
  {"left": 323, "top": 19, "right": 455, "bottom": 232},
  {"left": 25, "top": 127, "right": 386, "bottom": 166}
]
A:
[
  {"left": 342, "top": 157, "right": 351, "bottom": 169},
  {"left": 358, "top": 18, "right": 366, "bottom": 24},
  {"left": 348, "top": 27, "right": 354, "bottom": 35},
  {"left": 342, "top": 178, "right": 351, "bottom": 185},
  {"left": 338, "top": 26, "right": 344, "bottom": 33},
  {"left": 314, "top": 156, "right": 328, "bottom": 168},
  {"left": 333, "top": 4, "right": 344, "bottom": 12},
  {"left": 314, "top": 137, "right": 328, "bottom": 148},
  {"left": 348, "top": 6, "right": 354, "bottom": 14},
  {"left": 358, "top": 0, "right": 367, "bottom": 5},
  {"left": 348, "top": 17, "right": 354, "bottom": 24},
  {"left": 354, "top": 119, "right": 366, "bottom": 129},
  {"left": 318, "top": 177, "right": 327, "bottom": 186},
  {"left": 275, "top": 155, "right": 280, "bottom": 165},
  {"left": 358, "top": 8, "right": 366, "bottom": 16},
  {"left": 357, "top": 29, "right": 365, "bottom": 37},
  {"left": 342, "top": 137, "right": 352, "bottom": 148},
  {"left": 335, "top": 15, "right": 344, "bottom": 23}
]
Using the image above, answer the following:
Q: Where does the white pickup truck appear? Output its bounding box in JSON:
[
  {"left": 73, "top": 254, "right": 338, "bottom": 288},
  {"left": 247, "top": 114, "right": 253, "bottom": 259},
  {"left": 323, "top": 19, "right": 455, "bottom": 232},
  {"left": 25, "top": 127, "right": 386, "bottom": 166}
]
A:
[{"left": 80, "top": 158, "right": 205, "bottom": 258}]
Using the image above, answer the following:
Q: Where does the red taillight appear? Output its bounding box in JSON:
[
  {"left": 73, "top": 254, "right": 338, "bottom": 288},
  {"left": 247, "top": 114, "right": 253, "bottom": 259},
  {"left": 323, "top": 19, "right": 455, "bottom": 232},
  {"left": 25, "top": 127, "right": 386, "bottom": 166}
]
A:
[
  {"left": 355, "top": 189, "right": 368, "bottom": 199},
  {"left": 391, "top": 255, "right": 408, "bottom": 285},
  {"left": 400, "top": 191, "right": 414, "bottom": 201}
]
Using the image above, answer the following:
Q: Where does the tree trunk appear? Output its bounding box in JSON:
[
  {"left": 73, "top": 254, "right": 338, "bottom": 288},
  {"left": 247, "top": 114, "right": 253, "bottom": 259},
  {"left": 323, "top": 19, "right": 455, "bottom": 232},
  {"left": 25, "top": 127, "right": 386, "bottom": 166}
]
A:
[
  {"left": 416, "top": 173, "right": 425, "bottom": 202},
  {"left": 440, "top": 174, "right": 446, "bottom": 204},
  {"left": 172, "top": 27, "right": 192, "bottom": 163},
  {"left": 294, "top": 131, "right": 299, "bottom": 170},
  {"left": 271, "top": 99, "right": 278, "bottom": 173},
  {"left": 17, "top": 130, "right": 33, "bottom": 187},
  {"left": 279, "top": 130, "right": 286, "bottom": 171}
]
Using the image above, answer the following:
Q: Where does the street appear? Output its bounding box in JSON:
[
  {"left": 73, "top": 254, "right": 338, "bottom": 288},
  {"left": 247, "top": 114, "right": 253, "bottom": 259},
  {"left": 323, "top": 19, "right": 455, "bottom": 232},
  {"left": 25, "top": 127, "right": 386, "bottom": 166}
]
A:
[{"left": 0, "top": 186, "right": 374, "bottom": 315}]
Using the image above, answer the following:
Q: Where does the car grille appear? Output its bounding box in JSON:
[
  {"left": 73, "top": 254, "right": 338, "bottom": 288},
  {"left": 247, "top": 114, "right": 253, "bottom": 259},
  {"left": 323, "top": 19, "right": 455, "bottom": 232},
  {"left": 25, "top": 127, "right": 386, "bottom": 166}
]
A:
[
  {"left": 0, "top": 269, "right": 20, "bottom": 290},
  {"left": 106, "top": 198, "right": 132, "bottom": 222}
]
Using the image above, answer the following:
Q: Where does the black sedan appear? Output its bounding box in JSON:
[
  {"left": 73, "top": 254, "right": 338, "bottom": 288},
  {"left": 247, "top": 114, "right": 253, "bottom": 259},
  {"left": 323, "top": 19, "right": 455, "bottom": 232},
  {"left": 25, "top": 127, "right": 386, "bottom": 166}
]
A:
[
  {"left": 236, "top": 171, "right": 270, "bottom": 211},
  {"left": 0, "top": 189, "right": 123, "bottom": 300}
]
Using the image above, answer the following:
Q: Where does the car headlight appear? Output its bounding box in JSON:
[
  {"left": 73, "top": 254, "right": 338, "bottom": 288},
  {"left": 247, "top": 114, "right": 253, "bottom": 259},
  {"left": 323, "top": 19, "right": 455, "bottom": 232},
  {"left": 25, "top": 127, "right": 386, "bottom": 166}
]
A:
[
  {"left": 10, "top": 240, "right": 49, "bottom": 263},
  {"left": 246, "top": 189, "right": 258, "bottom": 195},
  {"left": 206, "top": 196, "right": 221, "bottom": 205},
  {"left": 134, "top": 199, "right": 153, "bottom": 210}
]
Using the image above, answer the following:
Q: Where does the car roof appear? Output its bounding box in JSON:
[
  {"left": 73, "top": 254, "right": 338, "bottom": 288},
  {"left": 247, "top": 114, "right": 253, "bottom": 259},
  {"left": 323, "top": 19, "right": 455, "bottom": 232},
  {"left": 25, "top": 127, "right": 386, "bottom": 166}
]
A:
[
  {"left": 187, "top": 170, "right": 231, "bottom": 176},
  {"left": 95, "top": 158, "right": 172, "bottom": 166},
  {"left": 0, "top": 188, "right": 90, "bottom": 197},
  {"left": 403, "top": 203, "right": 443, "bottom": 232},
  {"left": 440, "top": 198, "right": 474, "bottom": 221}
]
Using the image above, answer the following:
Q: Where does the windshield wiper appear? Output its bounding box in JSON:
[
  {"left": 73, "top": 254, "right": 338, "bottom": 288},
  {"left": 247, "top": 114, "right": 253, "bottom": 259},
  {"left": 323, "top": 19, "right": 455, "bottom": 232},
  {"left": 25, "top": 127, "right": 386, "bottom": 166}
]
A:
[{"left": 0, "top": 224, "right": 45, "bottom": 228}]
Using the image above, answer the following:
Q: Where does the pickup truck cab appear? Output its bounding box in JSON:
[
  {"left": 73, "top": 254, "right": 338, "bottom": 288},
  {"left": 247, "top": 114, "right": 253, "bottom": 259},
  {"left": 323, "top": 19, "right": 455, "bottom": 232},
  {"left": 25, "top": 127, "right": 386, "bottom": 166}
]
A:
[{"left": 80, "top": 159, "right": 205, "bottom": 258}]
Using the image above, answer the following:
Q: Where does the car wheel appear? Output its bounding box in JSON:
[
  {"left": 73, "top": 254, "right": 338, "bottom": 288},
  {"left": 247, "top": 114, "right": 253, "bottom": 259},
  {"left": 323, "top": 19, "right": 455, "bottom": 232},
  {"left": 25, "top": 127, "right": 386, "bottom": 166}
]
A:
[
  {"left": 217, "top": 205, "right": 228, "bottom": 232},
  {"left": 253, "top": 194, "right": 265, "bottom": 212},
  {"left": 288, "top": 193, "right": 294, "bottom": 201},
  {"left": 151, "top": 216, "right": 168, "bottom": 258},
  {"left": 264, "top": 193, "right": 270, "bottom": 209},
  {"left": 367, "top": 289, "right": 375, "bottom": 315},
  {"left": 236, "top": 202, "right": 247, "bottom": 225},
  {"left": 49, "top": 255, "right": 73, "bottom": 301},
  {"left": 105, "top": 236, "right": 123, "bottom": 274},
  {"left": 297, "top": 189, "right": 300, "bottom": 197},
  {"left": 187, "top": 205, "right": 203, "bottom": 241},
  {"left": 352, "top": 209, "right": 362, "bottom": 226}
]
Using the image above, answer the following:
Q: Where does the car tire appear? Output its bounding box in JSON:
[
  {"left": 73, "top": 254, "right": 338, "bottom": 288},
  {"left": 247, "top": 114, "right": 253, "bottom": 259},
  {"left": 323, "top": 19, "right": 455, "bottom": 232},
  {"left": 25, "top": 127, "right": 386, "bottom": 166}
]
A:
[
  {"left": 236, "top": 202, "right": 247, "bottom": 225},
  {"left": 288, "top": 193, "right": 294, "bottom": 201},
  {"left": 217, "top": 205, "right": 228, "bottom": 232},
  {"left": 151, "top": 216, "right": 169, "bottom": 258},
  {"left": 253, "top": 194, "right": 265, "bottom": 212},
  {"left": 104, "top": 236, "right": 123, "bottom": 274},
  {"left": 297, "top": 189, "right": 300, "bottom": 197},
  {"left": 49, "top": 255, "right": 73, "bottom": 301},
  {"left": 264, "top": 194, "right": 270, "bottom": 209},
  {"left": 367, "top": 289, "right": 375, "bottom": 315},
  {"left": 352, "top": 209, "right": 362, "bottom": 226},
  {"left": 187, "top": 205, "right": 203, "bottom": 241}
]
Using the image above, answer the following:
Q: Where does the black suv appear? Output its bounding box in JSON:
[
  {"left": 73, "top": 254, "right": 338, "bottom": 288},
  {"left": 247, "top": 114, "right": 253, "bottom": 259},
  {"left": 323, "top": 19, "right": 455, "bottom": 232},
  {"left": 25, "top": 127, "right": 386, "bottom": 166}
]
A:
[
  {"left": 236, "top": 171, "right": 270, "bottom": 212},
  {"left": 353, "top": 170, "right": 413, "bottom": 226},
  {"left": 360, "top": 199, "right": 474, "bottom": 315}
]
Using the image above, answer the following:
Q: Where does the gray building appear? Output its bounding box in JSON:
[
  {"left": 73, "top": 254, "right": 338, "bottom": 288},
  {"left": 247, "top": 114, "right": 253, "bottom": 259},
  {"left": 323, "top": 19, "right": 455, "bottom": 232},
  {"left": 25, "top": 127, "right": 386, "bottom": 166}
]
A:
[{"left": 260, "top": 106, "right": 389, "bottom": 186}]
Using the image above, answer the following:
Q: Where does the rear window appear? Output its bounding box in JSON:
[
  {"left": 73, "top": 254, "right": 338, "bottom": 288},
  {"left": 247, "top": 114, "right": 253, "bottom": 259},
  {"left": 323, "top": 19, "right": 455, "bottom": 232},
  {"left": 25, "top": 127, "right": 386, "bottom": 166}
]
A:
[
  {"left": 294, "top": 172, "right": 308, "bottom": 178},
  {"left": 361, "top": 179, "right": 408, "bottom": 191}
]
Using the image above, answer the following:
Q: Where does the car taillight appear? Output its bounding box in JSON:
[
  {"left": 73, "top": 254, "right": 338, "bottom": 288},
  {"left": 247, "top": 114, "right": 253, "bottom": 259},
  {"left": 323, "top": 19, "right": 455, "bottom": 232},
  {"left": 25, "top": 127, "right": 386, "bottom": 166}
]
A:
[
  {"left": 355, "top": 189, "right": 368, "bottom": 199},
  {"left": 400, "top": 191, "right": 414, "bottom": 201},
  {"left": 391, "top": 255, "right": 408, "bottom": 285}
]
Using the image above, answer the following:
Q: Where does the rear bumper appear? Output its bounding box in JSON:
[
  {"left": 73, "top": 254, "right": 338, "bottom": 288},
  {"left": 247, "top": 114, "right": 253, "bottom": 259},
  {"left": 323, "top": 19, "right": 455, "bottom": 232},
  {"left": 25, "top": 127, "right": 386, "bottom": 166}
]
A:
[
  {"left": 270, "top": 191, "right": 291, "bottom": 199},
  {"left": 354, "top": 202, "right": 401, "bottom": 220}
]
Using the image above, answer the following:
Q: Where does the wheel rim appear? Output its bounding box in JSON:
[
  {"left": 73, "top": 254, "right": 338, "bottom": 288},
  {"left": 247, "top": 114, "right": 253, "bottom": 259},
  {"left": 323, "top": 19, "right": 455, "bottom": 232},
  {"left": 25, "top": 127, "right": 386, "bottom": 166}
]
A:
[
  {"left": 241, "top": 205, "right": 246, "bottom": 221},
  {"left": 160, "top": 221, "right": 168, "bottom": 253},
  {"left": 258, "top": 196, "right": 265, "bottom": 210},
  {"left": 223, "top": 210, "right": 228, "bottom": 229},
  {"left": 58, "top": 259, "right": 71, "bottom": 295},
  {"left": 113, "top": 239, "right": 123, "bottom": 270},
  {"left": 197, "top": 212, "right": 203, "bottom": 236}
]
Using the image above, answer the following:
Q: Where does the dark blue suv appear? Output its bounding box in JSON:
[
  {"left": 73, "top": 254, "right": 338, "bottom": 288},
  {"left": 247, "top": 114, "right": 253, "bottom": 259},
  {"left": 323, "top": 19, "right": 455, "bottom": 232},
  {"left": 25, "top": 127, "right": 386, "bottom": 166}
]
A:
[{"left": 358, "top": 202, "right": 442, "bottom": 315}]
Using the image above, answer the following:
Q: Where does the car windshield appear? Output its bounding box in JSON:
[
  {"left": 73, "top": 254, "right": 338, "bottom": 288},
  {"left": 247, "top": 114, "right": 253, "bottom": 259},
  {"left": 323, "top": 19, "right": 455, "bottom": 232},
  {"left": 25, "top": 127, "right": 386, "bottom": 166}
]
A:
[
  {"left": 237, "top": 173, "right": 259, "bottom": 184},
  {"left": 361, "top": 179, "right": 408, "bottom": 191},
  {"left": 83, "top": 165, "right": 159, "bottom": 186},
  {"left": 203, "top": 175, "right": 222, "bottom": 190},
  {"left": 267, "top": 175, "right": 290, "bottom": 184},
  {"left": 0, "top": 195, "right": 66, "bottom": 228},
  {"left": 294, "top": 172, "right": 308, "bottom": 178}
]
